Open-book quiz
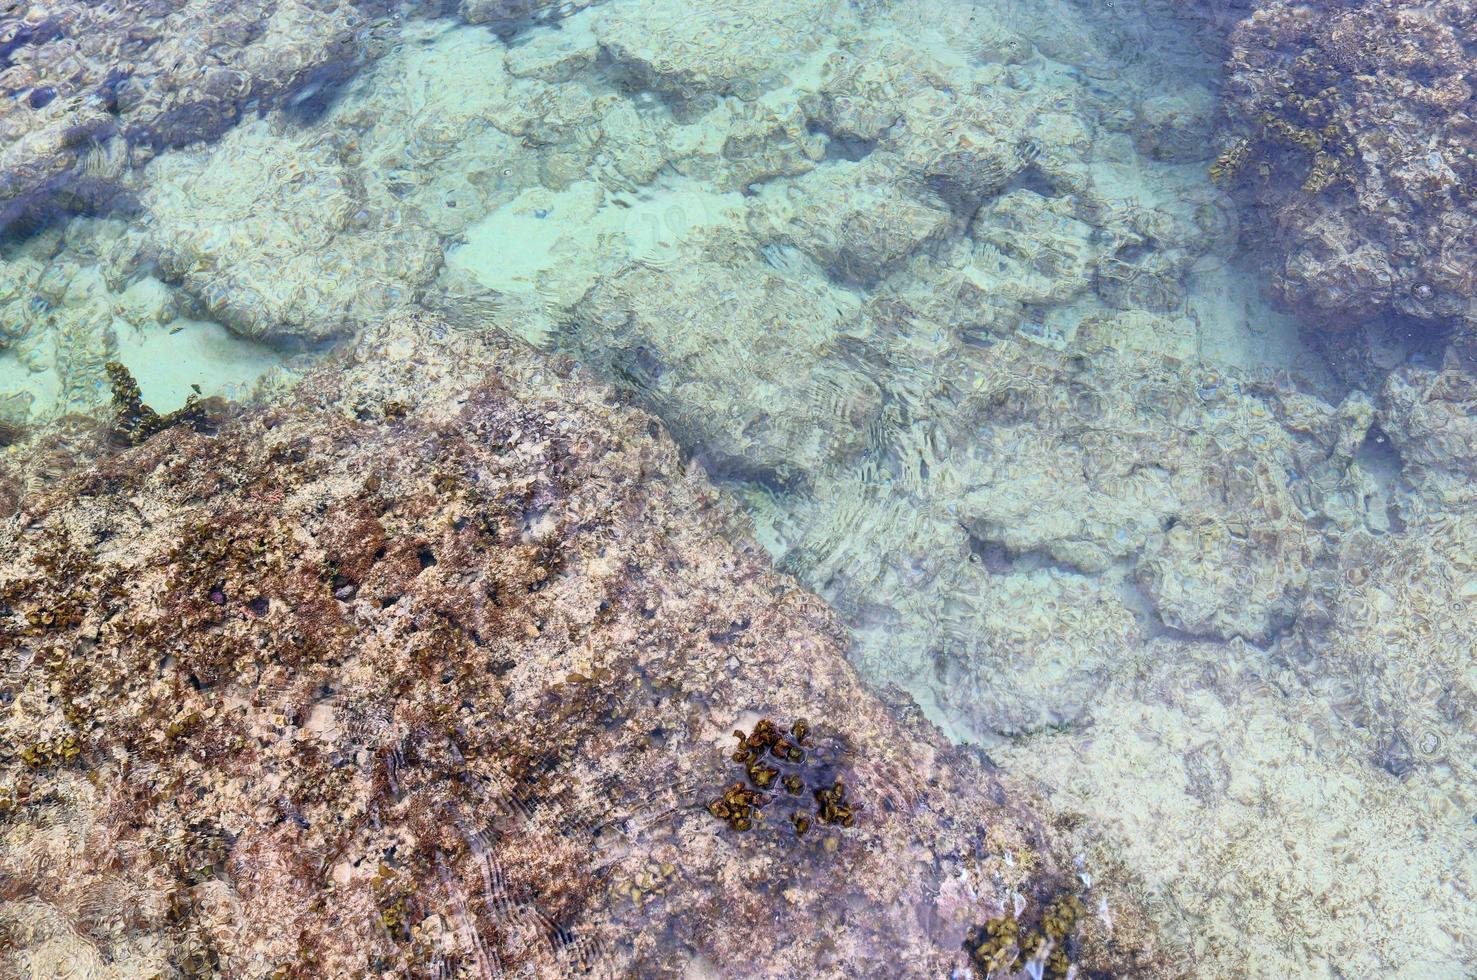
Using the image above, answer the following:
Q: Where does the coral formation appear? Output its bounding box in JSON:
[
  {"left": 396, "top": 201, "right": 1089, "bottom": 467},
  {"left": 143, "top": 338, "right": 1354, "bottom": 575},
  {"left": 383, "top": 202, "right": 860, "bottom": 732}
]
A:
[
  {"left": 1219, "top": 0, "right": 1477, "bottom": 350},
  {"left": 0, "top": 239, "right": 120, "bottom": 416},
  {"left": 747, "top": 159, "right": 954, "bottom": 286},
  {"left": 0, "top": 315, "right": 1168, "bottom": 977},
  {"left": 0, "top": 211, "right": 287, "bottom": 438}
]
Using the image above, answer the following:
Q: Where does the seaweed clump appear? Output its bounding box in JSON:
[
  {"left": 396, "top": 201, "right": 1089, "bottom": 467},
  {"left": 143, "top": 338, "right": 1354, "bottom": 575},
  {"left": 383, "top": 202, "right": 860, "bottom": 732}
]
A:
[
  {"left": 106, "top": 360, "right": 219, "bottom": 446},
  {"left": 707, "top": 717, "right": 858, "bottom": 839},
  {"left": 18, "top": 735, "right": 81, "bottom": 769},
  {"left": 964, "top": 892, "right": 1086, "bottom": 978},
  {"left": 0, "top": 418, "right": 30, "bottom": 448}
]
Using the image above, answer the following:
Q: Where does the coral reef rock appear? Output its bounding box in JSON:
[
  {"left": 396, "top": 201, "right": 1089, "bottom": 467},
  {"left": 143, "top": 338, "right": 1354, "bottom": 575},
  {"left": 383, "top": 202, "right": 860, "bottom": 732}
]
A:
[
  {"left": 457, "top": 0, "right": 602, "bottom": 36},
  {"left": 997, "top": 635, "right": 1477, "bottom": 980},
  {"left": 1219, "top": 0, "right": 1477, "bottom": 349},
  {"left": 593, "top": 0, "right": 845, "bottom": 120},
  {"left": 1290, "top": 361, "right": 1477, "bottom": 806},
  {"left": 128, "top": 119, "right": 442, "bottom": 345},
  {"left": 0, "top": 0, "right": 389, "bottom": 233},
  {"left": 570, "top": 232, "right": 883, "bottom": 487},
  {"left": 0, "top": 315, "right": 1168, "bottom": 978}
]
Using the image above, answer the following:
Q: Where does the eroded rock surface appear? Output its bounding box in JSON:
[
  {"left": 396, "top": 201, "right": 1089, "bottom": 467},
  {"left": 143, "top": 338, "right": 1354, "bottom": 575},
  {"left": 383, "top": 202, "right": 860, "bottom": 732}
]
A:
[
  {"left": 1219, "top": 0, "right": 1477, "bottom": 351},
  {"left": 6, "top": 1, "right": 1473, "bottom": 976},
  {"left": 0, "top": 316, "right": 1167, "bottom": 978},
  {"left": 0, "top": 0, "right": 388, "bottom": 232},
  {"left": 129, "top": 119, "right": 443, "bottom": 346},
  {"left": 570, "top": 233, "right": 883, "bottom": 487},
  {"left": 996, "top": 634, "right": 1477, "bottom": 980},
  {"left": 1289, "top": 361, "right": 1477, "bottom": 805}
]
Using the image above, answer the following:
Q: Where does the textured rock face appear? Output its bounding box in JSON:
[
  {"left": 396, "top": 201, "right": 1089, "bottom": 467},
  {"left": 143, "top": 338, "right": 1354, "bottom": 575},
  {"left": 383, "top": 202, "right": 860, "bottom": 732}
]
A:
[
  {"left": 0, "top": 316, "right": 1166, "bottom": 978},
  {"left": 747, "top": 159, "right": 955, "bottom": 286},
  {"left": 1296, "top": 362, "right": 1477, "bottom": 800},
  {"left": 458, "top": 0, "right": 601, "bottom": 34},
  {"left": 570, "top": 233, "right": 884, "bottom": 487},
  {"left": 996, "top": 633, "right": 1477, "bottom": 980},
  {"left": 128, "top": 119, "right": 443, "bottom": 346},
  {"left": 10, "top": 1, "right": 1474, "bottom": 976},
  {"left": 593, "top": 0, "right": 842, "bottom": 119},
  {"left": 985, "top": 347, "right": 1477, "bottom": 980},
  {"left": 988, "top": 365, "right": 1477, "bottom": 976},
  {"left": 0, "top": 0, "right": 389, "bottom": 233},
  {"left": 1219, "top": 0, "right": 1477, "bottom": 346}
]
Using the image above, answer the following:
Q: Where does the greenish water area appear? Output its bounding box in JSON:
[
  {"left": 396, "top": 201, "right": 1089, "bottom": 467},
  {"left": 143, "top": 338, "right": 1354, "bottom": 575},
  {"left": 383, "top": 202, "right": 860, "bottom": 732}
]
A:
[{"left": 3, "top": 0, "right": 1475, "bottom": 976}]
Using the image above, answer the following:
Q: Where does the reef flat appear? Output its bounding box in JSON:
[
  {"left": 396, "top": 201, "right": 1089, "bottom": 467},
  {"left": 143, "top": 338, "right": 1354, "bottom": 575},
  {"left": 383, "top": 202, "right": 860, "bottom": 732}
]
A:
[
  {"left": 1218, "top": 0, "right": 1477, "bottom": 370},
  {"left": 2, "top": 0, "right": 1477, "bottom": 976},
  {"left": 0, "top": 316, "right": 1168, "bottom": 977}
]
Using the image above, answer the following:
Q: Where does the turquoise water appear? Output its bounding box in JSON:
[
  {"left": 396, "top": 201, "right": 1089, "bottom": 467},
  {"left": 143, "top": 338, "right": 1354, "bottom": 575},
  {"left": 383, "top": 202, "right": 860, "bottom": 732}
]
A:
[{"left": 3, "top": 0, "right": 1475, "bottom": 975}]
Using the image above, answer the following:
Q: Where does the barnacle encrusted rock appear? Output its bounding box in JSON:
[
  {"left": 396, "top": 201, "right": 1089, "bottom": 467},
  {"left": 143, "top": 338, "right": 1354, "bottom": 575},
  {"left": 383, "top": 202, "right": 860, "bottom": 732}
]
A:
[
  {"left": 0, "top": 0, "right": 389, "bottom": 233},
  {"left": 1218, "top": 0, "right": 1477, "bottom": 349},
  {"left": 0, "top": 314, "right": 1168, "bottom": 978}
]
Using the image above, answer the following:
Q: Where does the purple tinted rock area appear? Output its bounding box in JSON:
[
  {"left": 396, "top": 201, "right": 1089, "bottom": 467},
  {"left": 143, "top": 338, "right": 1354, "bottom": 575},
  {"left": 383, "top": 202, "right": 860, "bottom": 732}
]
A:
[
  {"left": 1218, "top": 0, "right": 1477, "bottom": 351},
  {"left": 0, "top": 315, "right": 1168, "bottom": 977},
  {"left": 0, "top": 0, "right": 388, "bottom": 232}
]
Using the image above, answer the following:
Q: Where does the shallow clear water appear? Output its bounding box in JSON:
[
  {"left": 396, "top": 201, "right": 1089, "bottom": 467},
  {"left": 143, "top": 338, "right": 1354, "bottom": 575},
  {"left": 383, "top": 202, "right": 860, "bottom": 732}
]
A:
[{"left": 3, "top": 0, "right": 1476, "bottom": 975}]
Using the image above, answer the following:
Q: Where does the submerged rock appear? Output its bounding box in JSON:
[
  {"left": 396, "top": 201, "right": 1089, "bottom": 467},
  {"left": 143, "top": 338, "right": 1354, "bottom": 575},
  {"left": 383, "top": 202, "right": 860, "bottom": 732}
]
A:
[
  {"left": 9, "top": 1, "right": 1471, "bottom": 975},
  {"left": 570, "top": 233, "right": 884, "bottom": 487},
  {"left": 132, "top": 119, "right": 443, "bottom": 346},
  {"left": 458, "top": 0, "right": 602, "bottom": 37},
  {"left": 0, "top": 0, "right": 389, "bottom": 234},
  {"left": 0, "top": 315, "right": 1168, "bottom": 977},
  {"left": 1293, "top": 362, "right": 1477, "bottom": 805},
  {"left": 996, "top": 633, "right": 1477, "bottom": 980},
  {"left": 1219, "top": 0, "right": 1477, "bottom": 354},
  {"left": 594, "top": 0, "right": 843, "bottom": 120}
]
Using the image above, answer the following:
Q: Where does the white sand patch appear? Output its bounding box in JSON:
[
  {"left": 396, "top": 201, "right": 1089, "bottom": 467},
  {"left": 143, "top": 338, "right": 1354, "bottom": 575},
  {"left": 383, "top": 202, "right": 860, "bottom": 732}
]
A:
[{"left": 115, "top": 316, "right": 285, "bottom": 409}]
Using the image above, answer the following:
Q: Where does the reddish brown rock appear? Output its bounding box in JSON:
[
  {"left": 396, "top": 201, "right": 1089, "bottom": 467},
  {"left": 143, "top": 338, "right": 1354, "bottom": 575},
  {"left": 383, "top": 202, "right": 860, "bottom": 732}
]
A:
[{"left": 0, "top": 315, "right": 1168, "bottom": 977}]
